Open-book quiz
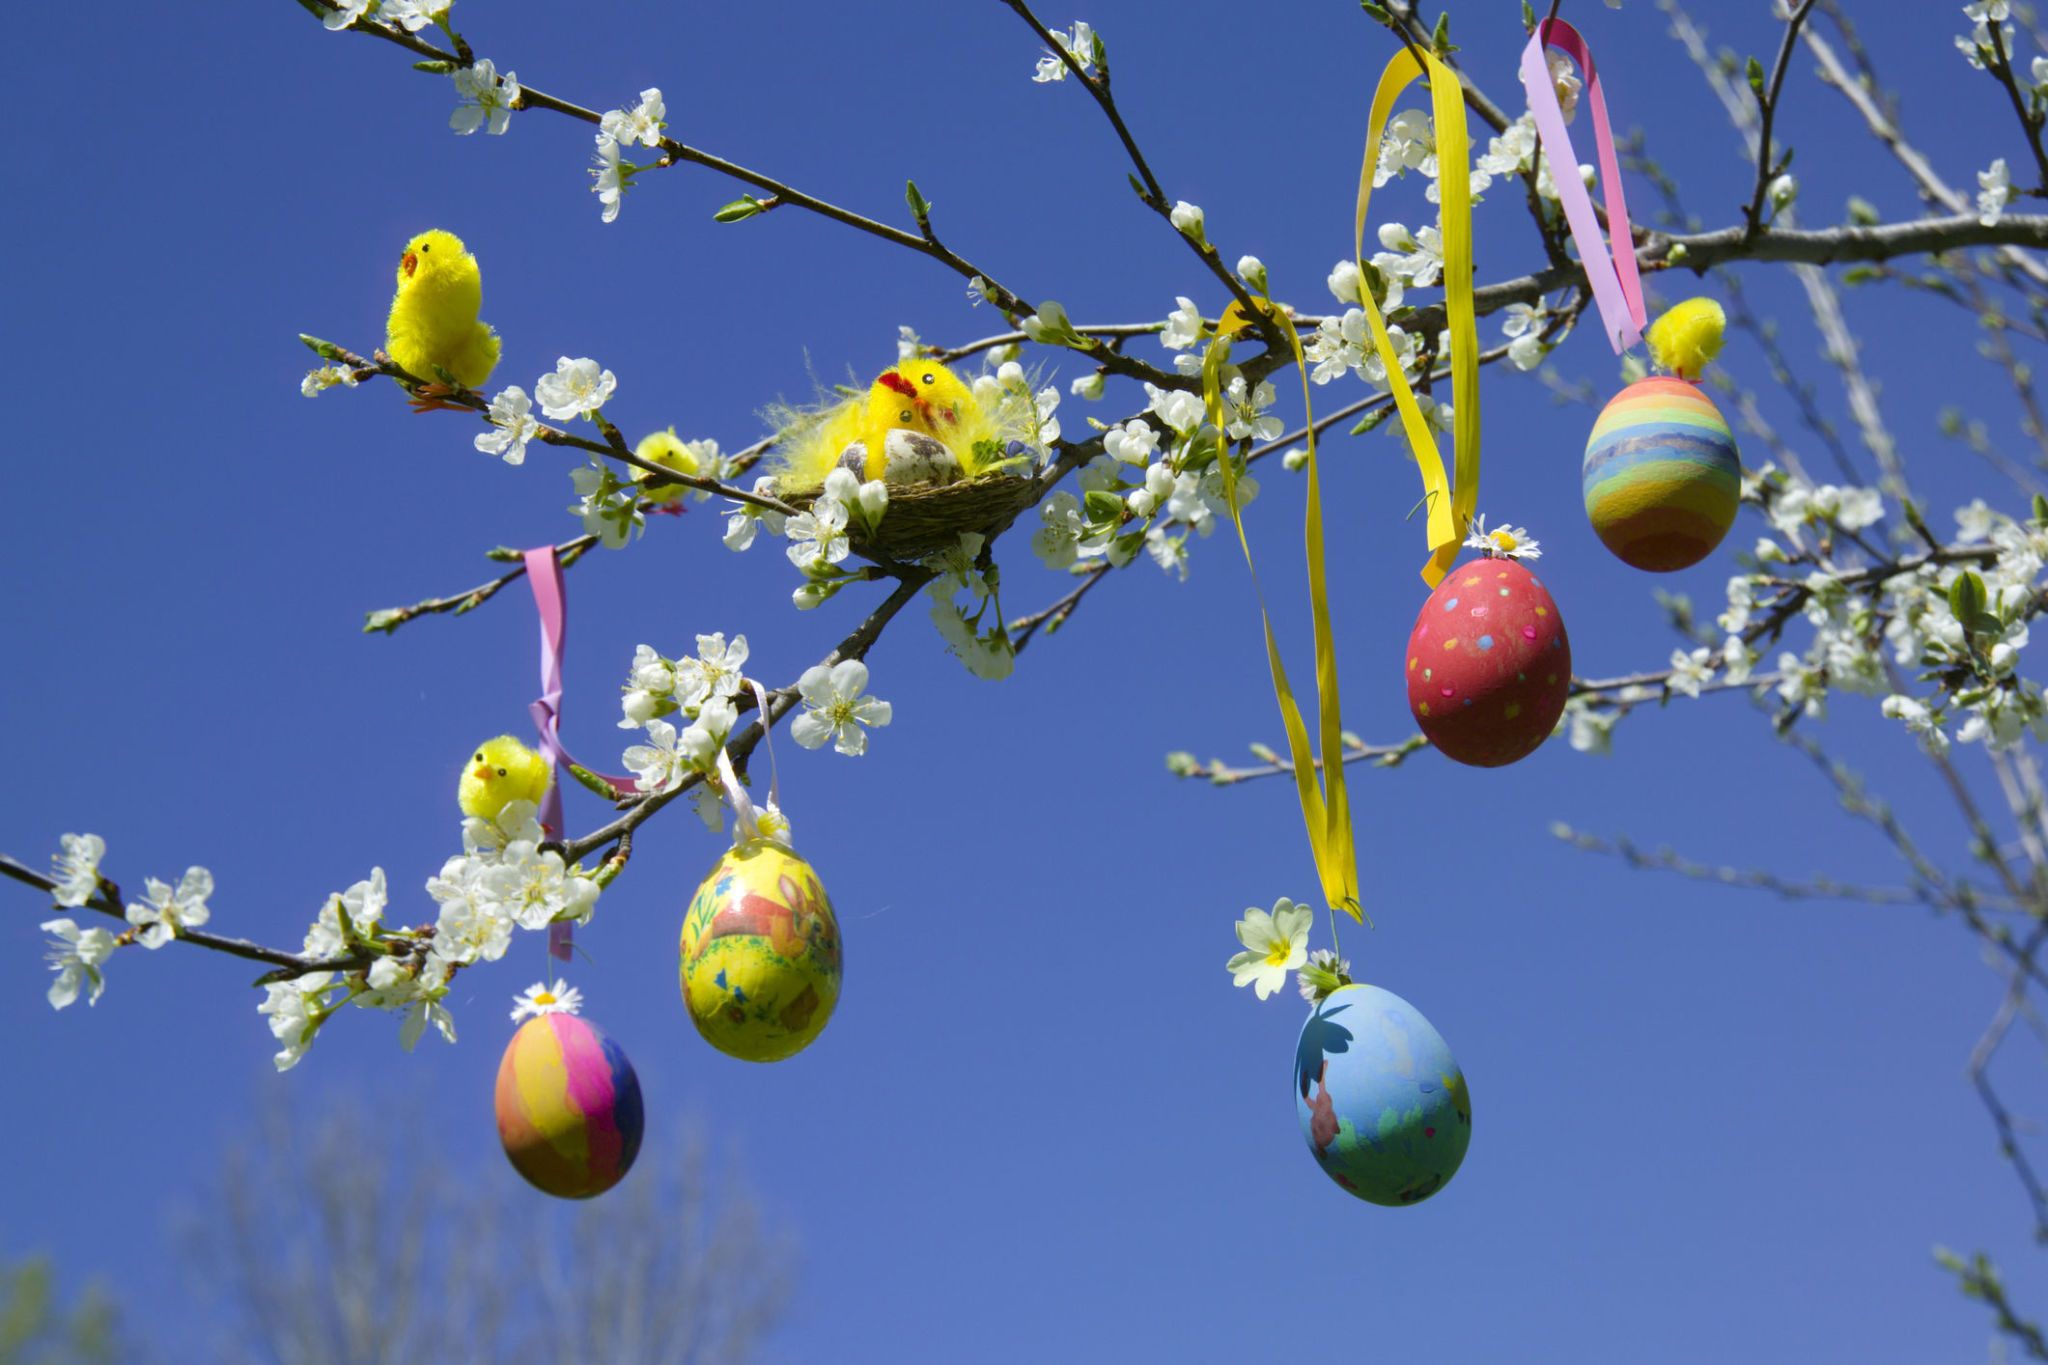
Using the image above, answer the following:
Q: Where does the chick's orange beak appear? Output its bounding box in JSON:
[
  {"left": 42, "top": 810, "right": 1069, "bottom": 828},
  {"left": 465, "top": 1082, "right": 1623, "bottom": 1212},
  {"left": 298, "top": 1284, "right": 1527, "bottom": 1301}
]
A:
[
  {"left": 471, "top": 763, "right": 494, "bottom": 783},
  {"left": 401, "top": 251, "right": 418, "bottom": 279}
]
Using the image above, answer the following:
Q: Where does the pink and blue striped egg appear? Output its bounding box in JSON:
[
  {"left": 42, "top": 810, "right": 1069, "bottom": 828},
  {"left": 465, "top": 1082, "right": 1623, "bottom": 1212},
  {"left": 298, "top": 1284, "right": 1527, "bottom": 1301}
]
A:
[{"left": 494, "top": 1014, "right": 645, "bottom": 1200}]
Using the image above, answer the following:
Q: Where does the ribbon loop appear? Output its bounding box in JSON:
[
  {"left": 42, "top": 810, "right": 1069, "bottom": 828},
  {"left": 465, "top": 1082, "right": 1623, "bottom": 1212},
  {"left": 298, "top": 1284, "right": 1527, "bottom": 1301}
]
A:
[
  {"left": 1354, "top": 47, "right": 1482, "bottom": 587},
  {"left": 1519, "top": 19, "right": 1646, "bottom": 353},
  {"left": 1203, "top": 301, "right": 1361, "bottom": 921},
  {"left": 523, "top": 546, "right": 642, "bottom": 962}
]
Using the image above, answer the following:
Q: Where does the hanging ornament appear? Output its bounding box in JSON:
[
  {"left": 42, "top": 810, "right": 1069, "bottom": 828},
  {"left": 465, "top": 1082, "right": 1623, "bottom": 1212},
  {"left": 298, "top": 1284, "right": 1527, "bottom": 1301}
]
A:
[
  {"left": 494, "top": 994, "right": 645, "bottom": 1200},
  {"left": 1583, "top": 299, "right": 1740, "bottom": 572},
  {"left": 679, "top": 697, "right": 841, "bottom": 1063},
  {"left": 1405, "top": 522, "right": 1570, "bottom": 767},
  {"left": 1297, "top": 983, "right": 1470, "bottom": 1206}
]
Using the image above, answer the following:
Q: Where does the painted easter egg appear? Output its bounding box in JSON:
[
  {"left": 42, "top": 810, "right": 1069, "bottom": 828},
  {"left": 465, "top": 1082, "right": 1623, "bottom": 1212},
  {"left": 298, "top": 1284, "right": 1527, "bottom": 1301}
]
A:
[
  {"left": 1404, "top": 558, "right": 1571, "bottom": 767},
  {"left": 1297, "top": 983, "right": 1471, "bottom": 1207},
  {"left": 680, "top": 839, "right": 842, "bottom": 1063},
  {"left": 834, "top": 428, "right": 965, "bottom": 486},
  {"left": 494, "top": 1013, "right": 644, "bottom": 1200},
  {"left": 1583, "top": 376, "right": 1741, "bottom": 572}
]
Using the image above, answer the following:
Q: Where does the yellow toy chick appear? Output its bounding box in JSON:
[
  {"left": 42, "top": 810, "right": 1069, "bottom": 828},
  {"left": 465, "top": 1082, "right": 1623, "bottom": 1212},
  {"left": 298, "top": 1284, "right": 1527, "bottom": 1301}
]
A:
[
  {"left": 1645, "top": 297, "right": 1726, "bottom": 382},
  {"left": 633, "top": 428, "right": 699, "bottom": 505},
  {"left": 771, "top": 358, "right": 1012, "bottom": 490},
  {"left": 458, "top": 736, "right": 551, "bottom": 823},
  {"left": 386, "top": 229, "right": 500, "bottom": 407}
]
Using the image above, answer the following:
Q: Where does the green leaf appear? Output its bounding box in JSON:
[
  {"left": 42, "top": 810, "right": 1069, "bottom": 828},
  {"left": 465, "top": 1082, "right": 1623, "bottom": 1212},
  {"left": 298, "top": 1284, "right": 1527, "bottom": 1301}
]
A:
[
  {"left": 2031, "top": 492, "right": 2048, "bottom": 525},
  {"left": 1359, "top": 0, "right": 1391, "bottom": 19},
  {"left": 1083, "top": 490, "right": 1126, "bottom": 523},
  {"left": 1164, "top": 751, "right": 1199, "bottom": 778},
  {"left": 1948, "top": 569, "right": 1988, "bottom": 626},
  {"left": 566, "top": 763, "right": 624, "bottom": 802},
  {"left": 713, "top": 195, "right": 766, "bottom": 223},
  {"left": 1350, "top": 405, "right": 1395, "bottom": 436},
  {"left": 1746, "top": 55, "right": 1766, "bottom": 98},
  {"left": 298, "top": 333, "right": 345, "bottom": 362},
  {"left": 412, "top": 59, "right": 459, "bottom": 73},
  {"left": 904, "top": 179, "right": 931, "bottom": 225},
  {"left": 1431, "top": 11, "right": 1453, "bottom": 54},
  {"left": 1840, "top": 266, "right": 1879, "bottom": 286},
  {"left": 1521, "top": 0, "right": 1536, "bottom": 33},
  {"left": 1127, "top": 173, "right": 1149, "bottom": 202},
  {"left": 362, "top": 608, "right": 404, "bottom": 635}
]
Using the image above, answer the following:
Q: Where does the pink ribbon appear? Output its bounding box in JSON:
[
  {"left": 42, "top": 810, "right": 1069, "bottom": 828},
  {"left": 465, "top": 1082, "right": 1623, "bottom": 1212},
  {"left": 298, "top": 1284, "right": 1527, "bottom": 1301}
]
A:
[
  {"left": 524, "top": 545, "right": 639, "bottom": 962},
  {"left": 1520, "top": 19, "right": 1646, "bottom": 353}
]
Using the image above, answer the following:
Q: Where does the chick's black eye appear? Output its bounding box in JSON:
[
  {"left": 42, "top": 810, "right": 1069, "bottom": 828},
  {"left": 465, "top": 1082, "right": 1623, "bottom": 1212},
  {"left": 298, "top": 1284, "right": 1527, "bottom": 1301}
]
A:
[
  {"left": 921, "top": 373, "right": 935, "bottom": 385},
  {"left": 421, "top": 243, "right": 431, "bottom": 252},
  {"left": 496, "top": 767, "right": 507, "bottom": 777},
  {"left": 899, "top": 409, "right": 912, "bottom": 422},
  {"left": 474, "top": 752, "right": 484, "bottom": 762}
]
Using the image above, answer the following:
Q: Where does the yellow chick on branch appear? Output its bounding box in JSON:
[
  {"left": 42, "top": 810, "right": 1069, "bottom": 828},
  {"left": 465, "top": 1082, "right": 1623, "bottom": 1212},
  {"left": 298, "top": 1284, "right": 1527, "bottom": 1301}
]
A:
[
  {"left": 458, "top": 736, "right": 551, "bottom": 823},
  {"left": 386, "top": 229, "right": 500, "bottom": 410}
]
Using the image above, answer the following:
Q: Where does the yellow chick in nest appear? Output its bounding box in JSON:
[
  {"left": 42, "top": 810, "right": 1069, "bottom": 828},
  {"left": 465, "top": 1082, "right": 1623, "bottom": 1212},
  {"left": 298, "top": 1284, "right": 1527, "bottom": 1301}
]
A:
[
  {"left": 458, "top": 736, "right": 551, "bottom": 823},
  {"left": 386, "top": 229, "right": 500, "bottom": 407},
  {"left": 633, "top": 428, "right": 699, "bottom": 505},
  {"left": 771, "top": 359, "right": 1011, "bottom": 490},
  {"left": 1645, "top": 297, "right": 1726, "bottom": 382}
]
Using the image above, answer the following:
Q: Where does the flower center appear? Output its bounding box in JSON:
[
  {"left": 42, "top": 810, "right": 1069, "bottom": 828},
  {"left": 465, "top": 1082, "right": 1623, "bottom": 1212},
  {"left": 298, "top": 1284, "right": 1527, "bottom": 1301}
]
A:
[
  {"left": 1492, "top": 530, "right": 1518, "bottom": 552},
  {"left": 1264, "top": 943, "right": 1293, "bottom": 967},
  {"left": 534, "top": 990, "right": 556, "bottom": 1006}
]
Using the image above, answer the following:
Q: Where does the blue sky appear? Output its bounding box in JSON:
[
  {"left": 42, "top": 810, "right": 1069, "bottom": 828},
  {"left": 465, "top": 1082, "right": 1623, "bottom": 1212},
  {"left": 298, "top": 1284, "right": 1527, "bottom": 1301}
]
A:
[{"left": 1, "top": 0, "right": 2039, "bottom": 1358}]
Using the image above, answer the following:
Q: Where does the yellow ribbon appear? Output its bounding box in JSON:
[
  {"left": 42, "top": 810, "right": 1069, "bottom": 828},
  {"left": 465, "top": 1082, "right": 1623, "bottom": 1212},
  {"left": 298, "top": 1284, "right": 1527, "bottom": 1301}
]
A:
[
  {"left": 1355, "top": 47, "right": 1481, "bottom": 587},
  {"left": 1203, "top": 299, "right": 1360, "bottom": 921}
]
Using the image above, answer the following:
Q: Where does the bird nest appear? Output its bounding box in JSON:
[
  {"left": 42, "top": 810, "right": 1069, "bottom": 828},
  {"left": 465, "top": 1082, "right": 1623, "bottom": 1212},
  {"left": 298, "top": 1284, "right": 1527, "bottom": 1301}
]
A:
[{"left": 783, "top": 428, "right": 1038, "bottom": 560}]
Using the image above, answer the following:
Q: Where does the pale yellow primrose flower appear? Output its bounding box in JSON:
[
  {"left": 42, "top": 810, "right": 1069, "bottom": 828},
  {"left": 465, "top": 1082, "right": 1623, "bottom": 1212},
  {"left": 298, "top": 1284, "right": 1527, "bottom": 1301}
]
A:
[{"left": 1226, "top": 898, "right": 1313, "bottom": 1000}]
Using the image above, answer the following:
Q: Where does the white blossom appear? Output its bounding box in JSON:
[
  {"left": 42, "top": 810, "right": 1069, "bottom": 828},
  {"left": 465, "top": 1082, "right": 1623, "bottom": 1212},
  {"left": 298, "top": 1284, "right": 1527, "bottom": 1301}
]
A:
[
  {"left": 1160, "top": 297, "right": 1204, "bottom": 351},
  {"left": 599, "top": 87, "right": 665, "bottom": 148},
  {"left": 323, "top": 0, "right": 373, "bottom": 30},
  {"left": 673, "top": 633, "right": 749, "bottom": 710},
  {"left": 790, "top": 660, "right": 893, "bottom": 756},
  {"left": 1978, "top": 157, "right": 2012, "bottom": 227},
  {"left": 258, "top": 974, "right": 332, "bottom": 1072},
  {"left": 1033, "top": 491, "right": 1087, "bottom": 569},
  {"left": 591, "top": 135, "right": 627, "bottom": 223},
  {"left": 569, "top": 461, "right": 644, "bottom": 549},
  {"left": 475, "top": 385, "right": 539, "bottom": 464},
  {"left": 49, "top": 833, "right": 104, "bottom": 909},
  {"left": 300, "top": 364, "right": 359, "bottom": 397},
  {"left": 1223, "top": 376, "right": 1283, "bottom": 443},
  {"left": 1031, "top": 19, "right": 1097, "bottom": 82},
  {"left": 41, "top": 918, "right": 115, "bottom": 1010},
  {"left": 450, "top": 58, "right": 519, "bottom": 136},
  {"left": 536, "top": 357, "right": 617, "bottom": 421},
  {"left": 1169, "top": 200, "right": 1206, "bottom": 242},
  {"left": 125, "top": 867, "right": 212, "bottom": 949},
  {"left": 1668, "top": 647, "right": 1715, "bottom": 699},
  {"left": 724, "top": 477, "right": 789, "bottom": 552},
  {"left": 785, "top": 494, "right": 850, "bottom": 570}
]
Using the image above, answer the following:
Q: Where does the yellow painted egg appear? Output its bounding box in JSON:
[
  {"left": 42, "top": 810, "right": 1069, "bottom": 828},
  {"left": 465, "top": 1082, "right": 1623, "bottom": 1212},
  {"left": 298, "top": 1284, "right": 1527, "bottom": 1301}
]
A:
[{"left": 680, "top": 840, "right": 841, "bottom": 1062}]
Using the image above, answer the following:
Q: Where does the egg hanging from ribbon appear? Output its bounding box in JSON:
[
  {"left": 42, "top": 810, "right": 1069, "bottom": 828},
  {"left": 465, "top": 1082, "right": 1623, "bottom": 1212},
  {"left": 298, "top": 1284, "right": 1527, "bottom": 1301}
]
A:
[
  {"left": 494, "top": 1013, "right": 645, "bottom": 1200},
  {"left": 1405, "top": 557, "right": 1571, "bottom": 767},
  {"left": 680, "top": 839, "right": 842, "bottom": 1063},
  {"left": 1297, "top": 983, "right": 1471, "bottom": 1206},
  {"left": 1583, "top": 298, "right": 1741, "bottom": 573}
]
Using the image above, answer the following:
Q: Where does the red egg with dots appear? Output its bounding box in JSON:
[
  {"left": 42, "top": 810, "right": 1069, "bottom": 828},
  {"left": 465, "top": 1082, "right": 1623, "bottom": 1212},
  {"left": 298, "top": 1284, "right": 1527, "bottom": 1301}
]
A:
[{"left": 1404, "top": 559, "right": 1571, "bottom": 767}]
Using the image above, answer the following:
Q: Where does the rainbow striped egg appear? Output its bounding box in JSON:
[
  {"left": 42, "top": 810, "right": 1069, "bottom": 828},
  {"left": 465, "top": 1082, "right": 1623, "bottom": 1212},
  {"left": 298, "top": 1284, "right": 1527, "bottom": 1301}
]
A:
[
  {"left": 494, "top": 1014, "right": 644, "bottom": 1199},
  {"left": 1583, "top": 376, "right": 1740, "bottom": 572}
]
